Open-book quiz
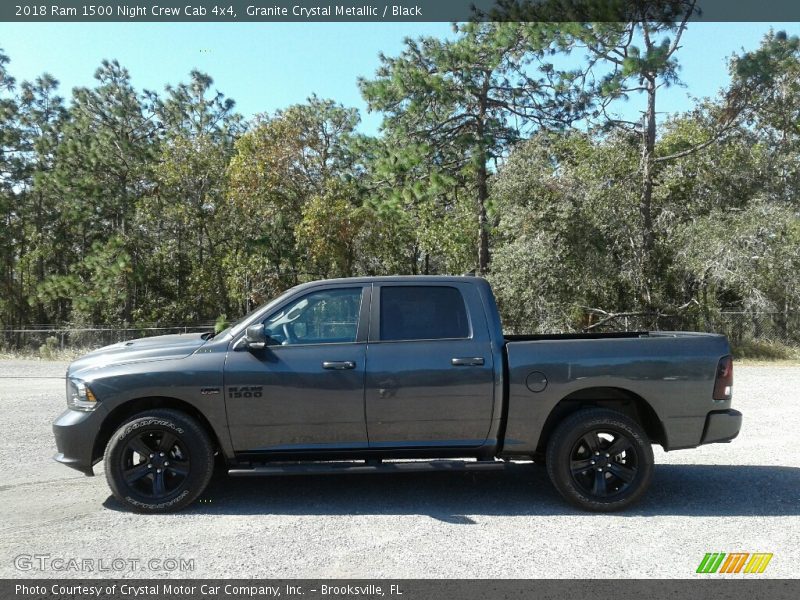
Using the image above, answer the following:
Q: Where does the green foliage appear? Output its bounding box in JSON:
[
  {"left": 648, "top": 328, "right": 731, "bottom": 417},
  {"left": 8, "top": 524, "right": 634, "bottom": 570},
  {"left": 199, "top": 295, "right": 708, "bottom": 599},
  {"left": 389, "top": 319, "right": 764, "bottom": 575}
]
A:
[
  {"left": 489, "top": 130, "right": 643, "bottom": 331},
  {"left": 0, "top": 23, "right": 798, "bottom": 355},
  {"left": 490, "top": 29, "right": 800, "bottom": 333},
  {"left": 732, "top": 338, "right": 800, "bottom": 361},
  {"left": 38, "top": 335, "right": 59, "bottom": 359},
  {"left": 134, "top": 71, "right": 240, "bottom": 324},
  {"left": 214, "top": 314, "right": 229, "bottom": 334},
  {"left": 225, "top": 96, "right": 364, "bottom": 306},
  {"left": 360, "top": 22, "right": 593, "bottom": 274},
  {"left": 297, "top": 180, "right": 365, "bottom": 279}
]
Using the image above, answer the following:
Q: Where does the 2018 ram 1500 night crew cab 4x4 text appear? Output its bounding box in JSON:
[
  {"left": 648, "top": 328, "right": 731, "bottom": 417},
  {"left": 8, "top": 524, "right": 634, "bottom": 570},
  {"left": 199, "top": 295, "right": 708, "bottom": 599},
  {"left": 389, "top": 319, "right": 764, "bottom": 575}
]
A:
[{"left": 53, "top": 276, "right": 741, "bottom": 512}]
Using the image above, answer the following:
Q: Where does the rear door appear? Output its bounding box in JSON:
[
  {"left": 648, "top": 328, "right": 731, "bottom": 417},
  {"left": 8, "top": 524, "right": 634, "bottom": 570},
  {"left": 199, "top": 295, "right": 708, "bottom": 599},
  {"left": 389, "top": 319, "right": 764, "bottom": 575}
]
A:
[{"left": 364, "top": 282, "right": 496, "bottom": 448}]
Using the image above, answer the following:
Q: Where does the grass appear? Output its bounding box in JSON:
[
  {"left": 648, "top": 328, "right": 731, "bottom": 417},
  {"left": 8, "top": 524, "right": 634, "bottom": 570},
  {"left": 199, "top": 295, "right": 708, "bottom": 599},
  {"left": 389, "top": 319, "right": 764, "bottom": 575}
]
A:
[
  {"left": 0, "top": 347, "right": 87, "bottom": 361},
  {"left": 731, "top": 338, "right": 800, "bottom": 366}
]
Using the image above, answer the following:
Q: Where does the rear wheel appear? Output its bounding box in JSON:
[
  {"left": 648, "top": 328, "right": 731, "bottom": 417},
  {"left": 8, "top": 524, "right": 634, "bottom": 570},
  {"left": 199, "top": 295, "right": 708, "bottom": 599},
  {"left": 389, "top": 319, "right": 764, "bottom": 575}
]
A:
[
  {"left": 103, "top": 409, "right": 214, "bottom": 513},
  {"left": 546, "top": 408, "right": 653, "bottom": 512}
]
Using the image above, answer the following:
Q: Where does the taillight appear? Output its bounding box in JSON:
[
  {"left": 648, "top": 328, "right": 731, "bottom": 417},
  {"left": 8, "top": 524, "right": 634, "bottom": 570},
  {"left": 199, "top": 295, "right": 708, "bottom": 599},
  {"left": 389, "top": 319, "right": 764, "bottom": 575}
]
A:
[{"left": 713, "top": 355, "right": 733, "bottom": 400}]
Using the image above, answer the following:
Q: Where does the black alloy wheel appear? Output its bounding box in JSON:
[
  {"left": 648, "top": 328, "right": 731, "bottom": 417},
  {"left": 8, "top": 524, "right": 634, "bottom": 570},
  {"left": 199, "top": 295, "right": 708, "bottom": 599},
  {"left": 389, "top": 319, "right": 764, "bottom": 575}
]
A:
[
  {"left": 120, "top": 428, "right": 191, "bottom": 498},
  {"left": 104, "top": 409, "right": 214, "bottom": 513},
  {"left": 568, "top": 428, "right": 639, "bottom": 498},
  {"left": 546, "top": 408, "right": 654, "bottom": 512}
]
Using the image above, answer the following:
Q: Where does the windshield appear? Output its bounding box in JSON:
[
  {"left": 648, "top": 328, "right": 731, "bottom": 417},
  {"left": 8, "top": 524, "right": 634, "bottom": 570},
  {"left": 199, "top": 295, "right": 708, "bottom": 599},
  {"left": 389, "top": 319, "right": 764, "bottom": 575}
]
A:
[
  {"left": 215, "top": 286, "right": 300, "bottom": 339},
  {"left": 265, "top": 298, "right": 311, "bottom": 329}
]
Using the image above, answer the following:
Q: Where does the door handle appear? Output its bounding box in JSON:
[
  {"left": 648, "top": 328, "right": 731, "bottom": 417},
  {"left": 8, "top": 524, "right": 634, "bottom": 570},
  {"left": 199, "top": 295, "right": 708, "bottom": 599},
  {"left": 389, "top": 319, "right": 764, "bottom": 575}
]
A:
[
  {"left": 451, "top": 357, "right": 485, "bottom": 366},
  {"left": 322, "top": 360, "right": 356, "bottom": 370}
]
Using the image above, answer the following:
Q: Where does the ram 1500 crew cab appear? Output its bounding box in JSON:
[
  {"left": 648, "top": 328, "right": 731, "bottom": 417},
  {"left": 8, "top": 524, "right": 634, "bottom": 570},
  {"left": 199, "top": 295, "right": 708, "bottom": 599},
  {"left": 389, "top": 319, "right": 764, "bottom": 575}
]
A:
[{"left": 52, "top": 276, "right": 741, "bottom": 512}]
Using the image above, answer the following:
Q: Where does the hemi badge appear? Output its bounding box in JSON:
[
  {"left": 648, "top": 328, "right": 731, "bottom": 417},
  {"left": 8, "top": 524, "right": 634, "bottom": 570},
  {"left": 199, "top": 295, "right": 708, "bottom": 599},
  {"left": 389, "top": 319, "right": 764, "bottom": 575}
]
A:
[{"left": 200, "top": 388, "right": 220, "bottom": 395}]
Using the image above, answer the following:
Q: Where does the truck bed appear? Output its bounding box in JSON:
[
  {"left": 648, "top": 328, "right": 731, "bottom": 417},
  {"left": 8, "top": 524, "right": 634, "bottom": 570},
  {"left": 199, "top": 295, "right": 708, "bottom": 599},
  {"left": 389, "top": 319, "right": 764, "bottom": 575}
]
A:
[{"left": 501, "top": 331, "right": 732, "bottom": 454}]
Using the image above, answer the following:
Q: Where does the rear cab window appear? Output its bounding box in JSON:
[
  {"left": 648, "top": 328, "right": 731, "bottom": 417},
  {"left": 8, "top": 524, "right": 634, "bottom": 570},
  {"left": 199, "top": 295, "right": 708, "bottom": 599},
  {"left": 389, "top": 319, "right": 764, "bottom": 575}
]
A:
[{"left": 379, "top": 286, "right": 470, "bottom": 341}]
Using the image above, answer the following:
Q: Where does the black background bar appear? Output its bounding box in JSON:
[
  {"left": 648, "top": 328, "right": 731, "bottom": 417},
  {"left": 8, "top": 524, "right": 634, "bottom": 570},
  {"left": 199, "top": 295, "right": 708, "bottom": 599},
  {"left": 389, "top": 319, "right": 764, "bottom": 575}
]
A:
[
  {"left": 3, "top": 1, "right": 800, "bottom": 23},
  {"left": 4, "top": 579, "right": 800, "bottom": 600}
]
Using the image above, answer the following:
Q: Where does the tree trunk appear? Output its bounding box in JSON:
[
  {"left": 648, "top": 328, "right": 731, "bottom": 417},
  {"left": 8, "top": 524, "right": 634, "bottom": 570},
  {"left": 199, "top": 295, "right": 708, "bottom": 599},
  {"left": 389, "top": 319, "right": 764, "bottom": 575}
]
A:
[
  {"left": 477, "top": 160, "right": 490, "bottom": 276},
  {"left": 476, "top": 73, "right": 491, "bottom": 276},
  {"left": 35, "top": 190, "right": 47, "bottom": 323},
  {"left": 639, "top": 77, "right": 657, "bottom": 306}
]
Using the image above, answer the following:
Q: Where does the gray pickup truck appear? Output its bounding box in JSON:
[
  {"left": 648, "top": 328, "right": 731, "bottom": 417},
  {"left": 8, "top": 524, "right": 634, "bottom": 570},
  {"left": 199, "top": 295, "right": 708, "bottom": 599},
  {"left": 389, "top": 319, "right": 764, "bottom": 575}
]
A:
[{"left": 53, "top": 276, "right": 741, "bottom": 513}]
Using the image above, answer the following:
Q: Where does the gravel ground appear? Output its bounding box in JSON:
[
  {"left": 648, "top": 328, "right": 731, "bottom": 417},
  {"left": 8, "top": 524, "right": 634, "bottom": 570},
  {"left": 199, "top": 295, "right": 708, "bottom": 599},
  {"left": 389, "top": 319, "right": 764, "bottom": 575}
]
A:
[{"left": 0, "top": 359, "right": 797, "bottom": 579}]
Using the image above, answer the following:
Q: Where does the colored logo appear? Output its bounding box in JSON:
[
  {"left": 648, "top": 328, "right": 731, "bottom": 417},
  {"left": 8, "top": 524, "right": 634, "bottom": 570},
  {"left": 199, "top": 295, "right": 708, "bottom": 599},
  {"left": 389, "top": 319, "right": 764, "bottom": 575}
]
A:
[{"left": 696, "top": 553, "right": 773, "bottom": 574}]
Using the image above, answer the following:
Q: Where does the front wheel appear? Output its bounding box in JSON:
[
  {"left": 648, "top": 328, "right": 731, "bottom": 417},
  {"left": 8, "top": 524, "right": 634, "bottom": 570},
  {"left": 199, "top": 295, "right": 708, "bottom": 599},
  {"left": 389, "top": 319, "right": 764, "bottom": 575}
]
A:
[
  {"left": 546, "top": 408, "right": 654, "bottom": 512},
  {"left": 103, "top": 409, "right": 214, "bottom": 513}
]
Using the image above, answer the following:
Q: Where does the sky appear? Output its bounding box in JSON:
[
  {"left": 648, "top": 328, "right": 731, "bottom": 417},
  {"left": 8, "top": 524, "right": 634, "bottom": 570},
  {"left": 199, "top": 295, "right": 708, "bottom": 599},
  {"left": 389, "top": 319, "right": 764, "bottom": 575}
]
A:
[{"left": 0, "top": 21, "right": 798, "bottom": 134}]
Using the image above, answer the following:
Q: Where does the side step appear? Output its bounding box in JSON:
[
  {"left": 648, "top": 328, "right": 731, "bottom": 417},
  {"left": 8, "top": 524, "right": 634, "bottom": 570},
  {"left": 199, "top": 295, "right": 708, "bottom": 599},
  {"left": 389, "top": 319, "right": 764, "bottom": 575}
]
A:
[{"left": 228, "top": 459, "right": 508, "bottom": 477}]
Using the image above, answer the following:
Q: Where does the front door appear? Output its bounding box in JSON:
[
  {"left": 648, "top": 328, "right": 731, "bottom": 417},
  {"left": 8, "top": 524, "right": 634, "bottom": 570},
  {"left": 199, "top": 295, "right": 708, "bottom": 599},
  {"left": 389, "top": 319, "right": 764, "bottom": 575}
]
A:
[
  {"left": 365, "top": 283, "right": 496, "bottom": 448},
  {"left": 225, "top": 285, "right": 369, "bottom": 452}
]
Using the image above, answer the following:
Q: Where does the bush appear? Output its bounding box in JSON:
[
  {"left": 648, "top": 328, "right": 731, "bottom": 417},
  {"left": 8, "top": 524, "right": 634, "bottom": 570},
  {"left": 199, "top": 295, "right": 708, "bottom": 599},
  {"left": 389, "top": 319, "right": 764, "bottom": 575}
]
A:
[
  {"left": 731, "top": 338, "right": 800, "bottom": 361},
  {"left": 38, "top": 336, "right": 60, "bottom": 359},
  {"left": 214, "top": 314, "right": 230, "bottom": 334}
]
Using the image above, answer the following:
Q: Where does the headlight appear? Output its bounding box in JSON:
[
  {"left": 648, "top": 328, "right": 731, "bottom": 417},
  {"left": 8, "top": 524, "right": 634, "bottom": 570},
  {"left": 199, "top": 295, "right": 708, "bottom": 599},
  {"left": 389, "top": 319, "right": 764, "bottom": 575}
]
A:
[{"left": 66, "top": 378, "right": 98, "bottom": 411}]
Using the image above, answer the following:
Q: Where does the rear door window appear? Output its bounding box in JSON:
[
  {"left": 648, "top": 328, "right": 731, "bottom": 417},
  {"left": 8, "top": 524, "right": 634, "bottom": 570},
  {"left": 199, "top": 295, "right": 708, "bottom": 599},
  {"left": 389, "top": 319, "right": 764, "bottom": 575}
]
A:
[{"left": 379, "top": 286, "right": 470, "bottom": 341}]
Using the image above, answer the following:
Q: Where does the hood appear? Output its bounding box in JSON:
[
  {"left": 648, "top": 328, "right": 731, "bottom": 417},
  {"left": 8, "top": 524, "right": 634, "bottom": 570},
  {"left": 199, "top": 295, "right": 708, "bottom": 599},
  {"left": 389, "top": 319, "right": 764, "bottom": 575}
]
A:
[{"left": 68, "top": 333, "right": 209, "bottom": 376}]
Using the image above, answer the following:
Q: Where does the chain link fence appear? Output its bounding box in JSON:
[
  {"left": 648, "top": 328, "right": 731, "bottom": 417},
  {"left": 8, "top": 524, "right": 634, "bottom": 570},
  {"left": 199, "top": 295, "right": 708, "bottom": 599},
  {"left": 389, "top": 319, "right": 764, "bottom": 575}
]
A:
[
  {"left": 0, "top": 324, "right": 216, "bottom": 357},
  {"left": 706, "top": 312, "right": 799, "bottom": 347},
  {"left": 584, "top": 310, "right": 800, "bottom": 356},
  {"left": 1, "top": 312, "right": 798, "bottom": 358}
]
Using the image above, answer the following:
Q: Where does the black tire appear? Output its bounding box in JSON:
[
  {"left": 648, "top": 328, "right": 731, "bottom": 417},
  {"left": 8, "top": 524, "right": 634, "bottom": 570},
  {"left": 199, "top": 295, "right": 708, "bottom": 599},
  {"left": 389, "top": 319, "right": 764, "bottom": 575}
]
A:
[
  {"left": 546, "top": 408, "right": 654, "bottom": 512},
  {"left": 103, "top": 409, "right": 214, "bottom": 513}
]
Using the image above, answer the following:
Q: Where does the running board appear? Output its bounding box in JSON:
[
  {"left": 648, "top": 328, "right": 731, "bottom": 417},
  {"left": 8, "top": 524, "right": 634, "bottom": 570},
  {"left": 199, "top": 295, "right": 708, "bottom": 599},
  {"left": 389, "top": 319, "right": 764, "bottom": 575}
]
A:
[{"left": 228, "top": 459, "right": 508, "bottom": 477}]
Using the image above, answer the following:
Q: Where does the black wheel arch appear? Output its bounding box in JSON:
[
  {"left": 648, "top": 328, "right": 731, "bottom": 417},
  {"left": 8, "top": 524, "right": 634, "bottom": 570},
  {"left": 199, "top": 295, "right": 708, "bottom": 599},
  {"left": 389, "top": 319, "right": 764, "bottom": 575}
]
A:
[
  {"left": 92, "top": 397, "right": 222, "bottom": 464},
  {"left": 535, "top": 386, "right": 667, "bottom": 456}
]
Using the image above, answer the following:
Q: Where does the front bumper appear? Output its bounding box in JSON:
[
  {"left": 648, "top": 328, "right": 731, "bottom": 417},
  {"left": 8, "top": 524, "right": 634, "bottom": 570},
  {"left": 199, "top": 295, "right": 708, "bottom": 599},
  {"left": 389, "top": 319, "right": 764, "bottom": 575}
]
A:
[
  {"left": 700, "top": 409, "right": 743, "bottom": 444},
  {"left": 52, "top": 406, "right": 108, "bottom": 476}
]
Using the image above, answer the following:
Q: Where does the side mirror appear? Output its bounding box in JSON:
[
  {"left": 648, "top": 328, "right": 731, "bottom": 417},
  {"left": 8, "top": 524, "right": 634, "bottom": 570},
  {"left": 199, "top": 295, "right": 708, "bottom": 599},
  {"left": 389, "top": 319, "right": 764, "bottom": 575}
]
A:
[{"left": 244, "top": 324, "right": 267, "bottom": 350}]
